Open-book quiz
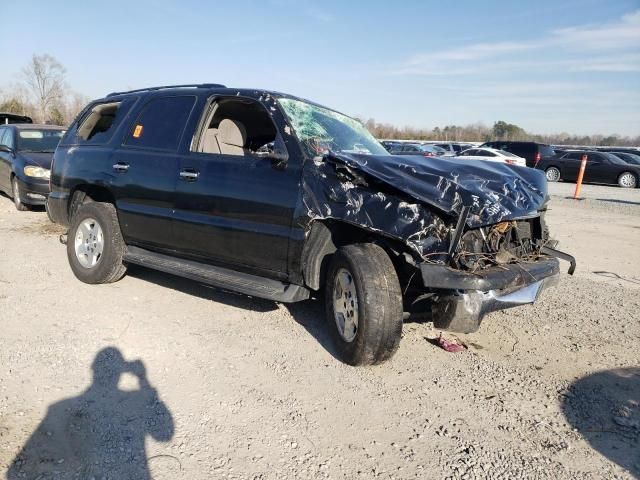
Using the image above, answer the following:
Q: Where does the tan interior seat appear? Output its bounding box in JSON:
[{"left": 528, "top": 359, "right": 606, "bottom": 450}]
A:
[{"left": 217, "top": 119, "right": 248, "bottom": 156}]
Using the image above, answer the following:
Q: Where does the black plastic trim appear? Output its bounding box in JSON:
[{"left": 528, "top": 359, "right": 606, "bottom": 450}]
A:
[
  {"left": 124, "top": 246, "right": 309, "bottom": 303},
  {"left": 421, "top": 257, "right": 560, "bottom": 291}
]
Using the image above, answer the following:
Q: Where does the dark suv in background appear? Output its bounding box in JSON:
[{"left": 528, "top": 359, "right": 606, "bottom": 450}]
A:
[
  {"left": 47, "top": 84, "right": 573, "bottom": 365},
  {"left": 480, "top": 141, "right": 557, "bottom": 168}
]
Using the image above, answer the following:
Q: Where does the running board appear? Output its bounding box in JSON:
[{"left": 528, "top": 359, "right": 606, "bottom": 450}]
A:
[{"left": 123, "top": 246, "right": 309, "bottom": 303}]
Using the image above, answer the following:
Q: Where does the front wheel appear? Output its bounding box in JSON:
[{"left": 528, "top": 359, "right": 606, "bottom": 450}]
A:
[
  {"left": 12, "top": 177, "right": 29, "bottom": 211},
  {"left": 67, "top": 201, "right": 127, "bottom": 284},
  {"left": 545, "top": 167, "right": 561, "bottom": 182},
  {"left": 324, "top": 243, "right": 403, "bottom": 366},
  {"left": 618, "top": 172, "right": 637, "bottom": 188}
]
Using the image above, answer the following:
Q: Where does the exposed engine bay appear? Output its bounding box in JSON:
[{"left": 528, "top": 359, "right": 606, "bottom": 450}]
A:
[{"left": 453, "top": 217, "right": 549, "bottom": 272}]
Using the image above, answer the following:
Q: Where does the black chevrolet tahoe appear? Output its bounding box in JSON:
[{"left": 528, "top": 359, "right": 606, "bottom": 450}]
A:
[{"left": 47, "top": 84, "right": 574, "bottom": 365}]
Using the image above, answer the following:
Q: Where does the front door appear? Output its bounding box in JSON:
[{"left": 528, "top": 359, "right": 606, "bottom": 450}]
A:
[{"left": 172, "top": 97, "right": 301, "bottom": 278}]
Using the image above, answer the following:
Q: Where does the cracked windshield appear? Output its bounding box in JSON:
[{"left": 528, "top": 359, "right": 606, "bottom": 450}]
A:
[{"left": 278, "top": 98, "right": 388, "bottom": 158}]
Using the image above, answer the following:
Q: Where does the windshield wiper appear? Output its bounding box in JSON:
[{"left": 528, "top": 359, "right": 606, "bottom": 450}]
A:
[{"left": 21, "top": 150, "right": 54, "bottom": 153}]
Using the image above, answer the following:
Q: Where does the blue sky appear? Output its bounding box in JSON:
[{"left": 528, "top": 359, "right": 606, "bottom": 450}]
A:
[{"left": 2, "top": 0, "right": 639, "bottom": 136}]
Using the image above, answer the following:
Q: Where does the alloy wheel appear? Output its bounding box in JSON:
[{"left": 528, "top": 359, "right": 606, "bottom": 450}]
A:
[
  {"left": 332, "top": 268, "right": 359, "bottom": 342},
  {"left": 74, "top": 218, "right": 105, "bottom": 268}
]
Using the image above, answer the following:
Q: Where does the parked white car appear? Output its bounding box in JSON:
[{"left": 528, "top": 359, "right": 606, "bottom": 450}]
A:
[{"left": 455, "top": 147, "right": 527, "bottom": 167}]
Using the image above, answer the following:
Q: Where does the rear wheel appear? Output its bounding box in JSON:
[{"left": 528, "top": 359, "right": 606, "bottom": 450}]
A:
[
  {"left": 324, "top": 243, "right": 403, "bottom": 366},
  {"left": 618, "top": 172, "right": 637, "bottom": 188},
  {"left": 545, "top": 167, "right": 561, "bottom": 182},
  {"left": 12, "top": 177, "right": 29, "bottom": 211},
  {"left": 67, "top": 201, "right": 127, "bottom": 284}
]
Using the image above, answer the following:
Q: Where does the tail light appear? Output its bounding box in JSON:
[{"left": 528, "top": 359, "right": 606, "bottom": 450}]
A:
[
  {"left": 505, "top": 159, "right": 515, "bottom": 164},
  {"left": 424, "top": 153, "right": 435, "bottom": 157},
  {"left": 534, "top": 152, "right": 541, "bottom": 167}
]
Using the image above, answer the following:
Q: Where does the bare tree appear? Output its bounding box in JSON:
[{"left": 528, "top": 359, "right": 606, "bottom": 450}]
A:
[{"left": 22, "top": 54, "right": 67, "bottom": 123}]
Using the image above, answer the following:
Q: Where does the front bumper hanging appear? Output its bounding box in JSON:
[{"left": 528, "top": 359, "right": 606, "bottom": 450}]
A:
[{"left": 421, "top": 250, "right": 575, "bottom": 333}]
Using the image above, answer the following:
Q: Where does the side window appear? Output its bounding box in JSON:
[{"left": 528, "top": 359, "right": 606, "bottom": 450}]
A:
[
  {"left": 194, "top": 97, "right": 279, "bottom": 157},
  {"left": 481, "top": 150, "right": 496, "bottom": 157},
  {"left": 2, "top": 129, "right": 15, "bottom": 149},
  {"left": 462, "top": 149, "right": 477, "bottom": 156},
  {"left": 505, "top": 144, "right": 523, "bottom": 155},
  {"left": 64, "top": 98, "right": 135, "bottom": 145},
  {"left": 126, "top": 96, "right": 196, "bottom": 151},
  {"left": 540, "top": 145, "right": 555, "bottom": 157},
  {"left": 0, "top": 128, "right": 6, "bottom": 146}
]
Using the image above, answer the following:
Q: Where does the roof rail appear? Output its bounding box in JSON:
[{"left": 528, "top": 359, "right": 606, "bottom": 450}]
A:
[{"left": 106, "top": 83, "right": 226, "bottom": 97}]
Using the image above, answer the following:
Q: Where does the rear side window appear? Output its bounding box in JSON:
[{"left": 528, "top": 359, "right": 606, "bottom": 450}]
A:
[
  {"left": 540, "top": 145, "right": 556, "bottom": 157},
  {"left": 63, "top": 98, "right": 136, "bottom": 145},
  {"left": 505, "top": 143, "right": 529, "bottom": 156},
  {"left": 125, "top": 95, "right": 196, "bottom": 151}
]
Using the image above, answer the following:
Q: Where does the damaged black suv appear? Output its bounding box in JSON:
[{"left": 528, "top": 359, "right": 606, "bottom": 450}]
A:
[{"left": 47, "top": 84, "right": 574, "bottom": 365}]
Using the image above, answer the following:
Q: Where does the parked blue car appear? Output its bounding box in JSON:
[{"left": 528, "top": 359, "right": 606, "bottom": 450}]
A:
[{"left": 0, "top": 123, "right": 66, "bottom": 210}]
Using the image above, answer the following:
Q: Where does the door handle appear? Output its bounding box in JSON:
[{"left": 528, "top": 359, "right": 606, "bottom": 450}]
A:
[
  {"left": 112, "top": 162, "right": 129, "bottom": 173},
  {"left": 179, "top": 169, "right": 200, "bottom": 181}
]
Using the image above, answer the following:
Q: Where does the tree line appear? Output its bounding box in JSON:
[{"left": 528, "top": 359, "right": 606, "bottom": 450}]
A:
[
  {"left": 361, "top": 119, "right": 640, "bottom": 148},
  {"left": 0, "top": 54, "right": 89, "bottom": 126},
  {"left": 2, "top": 53, "right": 638, "bottom": 147}
]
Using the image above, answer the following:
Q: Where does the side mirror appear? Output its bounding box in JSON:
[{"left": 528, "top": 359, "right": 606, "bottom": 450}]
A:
[
  {"left": 0, "top": 145, "right": 14, "bottom": 156},
  {"left": 255, "top": 135, "right": 289, "bottom": 170}
]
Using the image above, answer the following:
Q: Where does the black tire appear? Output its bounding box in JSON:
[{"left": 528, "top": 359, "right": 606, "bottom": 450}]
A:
[
  {"left": 324, "top": 243, "right": 403, "bottom": 366},
  {"left": 618, "top": 171, "right": 638, "bottom": 188},
  {"left": 67, "top": 201, "right": 127, "bottom": 284},
  {"left": 12, "top": 177, "right": 29, "bottom": 211},
  {"left": 545, "top": 166, "right": 561, "bottom": 183}
]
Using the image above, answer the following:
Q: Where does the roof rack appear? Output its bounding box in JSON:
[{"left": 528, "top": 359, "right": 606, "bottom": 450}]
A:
[{"left": 106, "top": 83, "right": 226, "bottom": 98}]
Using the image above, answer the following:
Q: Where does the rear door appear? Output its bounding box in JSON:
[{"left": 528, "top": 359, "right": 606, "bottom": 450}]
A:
[
  {"left": 172, "top": 96, "right": 301, "bottom": 278},
  {"left": 110, "top": 95, "right": 197, "bottom": 250},
  {"left": 559, "top": 152, "right": 582, "bottom": 180}
]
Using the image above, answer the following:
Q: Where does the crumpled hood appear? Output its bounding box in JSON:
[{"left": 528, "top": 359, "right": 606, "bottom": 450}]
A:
[
  {"left": 325, "top": 152, "right": 548, "bottom": 227},
  {"left": 18, "top": 152, "right": 54, "bottom": 169}
]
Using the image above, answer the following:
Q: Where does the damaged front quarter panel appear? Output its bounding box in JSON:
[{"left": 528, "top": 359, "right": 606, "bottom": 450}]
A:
[
  {"left": 298, "top": 150, "right": 550, "bottom": 263},
  {"left": 300, "top": 154, "right": 451, "bottom": 260}
]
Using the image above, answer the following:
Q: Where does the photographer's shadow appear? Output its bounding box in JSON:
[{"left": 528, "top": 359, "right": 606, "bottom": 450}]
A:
[{"left": 7, "top": 347, "right": 174, "bottom": 480}]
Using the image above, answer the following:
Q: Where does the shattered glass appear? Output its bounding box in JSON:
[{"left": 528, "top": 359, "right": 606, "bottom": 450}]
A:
[{"left": 278, "top": 98, "right": 387, "bottom": 158}]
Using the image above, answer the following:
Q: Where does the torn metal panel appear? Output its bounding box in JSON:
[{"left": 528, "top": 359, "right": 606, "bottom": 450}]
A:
[
  {"left": 325, "top": 152, "right": 548, "bottom": 228},
  {"left": 300, "top": 156, "right": 450, "bottom": 259}
]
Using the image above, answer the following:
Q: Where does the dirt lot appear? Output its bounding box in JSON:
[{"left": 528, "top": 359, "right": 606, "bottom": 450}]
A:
[{"left": 1, "top": 183, "right": 639, "bottom": 480}]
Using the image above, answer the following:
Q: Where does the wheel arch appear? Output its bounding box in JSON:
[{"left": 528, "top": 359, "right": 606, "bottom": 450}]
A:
[
  {"left": 68, "top": 184, "right": 116, "bottom": 219},
  {"left": 300, "top": 219, "right": 416, "bottom": 291}
]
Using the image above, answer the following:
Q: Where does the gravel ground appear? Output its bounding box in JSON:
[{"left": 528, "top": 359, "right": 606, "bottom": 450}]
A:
[{"left": 0, "top": 187, "right": 639, "bottom": 480}]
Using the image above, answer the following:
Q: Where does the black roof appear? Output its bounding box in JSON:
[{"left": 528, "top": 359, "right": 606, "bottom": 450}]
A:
[
  {"left": 100, "top": 84, "right": 342, "bottom": 116},
  {"left": 0, "top": 112, "right": 33, "bottom": 124}
]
